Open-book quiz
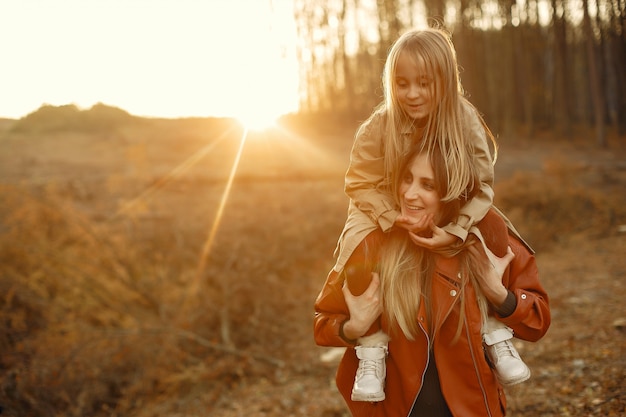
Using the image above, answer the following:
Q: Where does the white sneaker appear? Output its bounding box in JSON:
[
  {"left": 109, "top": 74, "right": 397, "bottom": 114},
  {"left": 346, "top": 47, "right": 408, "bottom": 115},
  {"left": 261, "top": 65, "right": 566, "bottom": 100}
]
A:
[
  {"left": 484, "top": 327, "right": 531, "bottom": 386},
  {"left": 351, "top": 345, "right": 387, "bottom": 402}
]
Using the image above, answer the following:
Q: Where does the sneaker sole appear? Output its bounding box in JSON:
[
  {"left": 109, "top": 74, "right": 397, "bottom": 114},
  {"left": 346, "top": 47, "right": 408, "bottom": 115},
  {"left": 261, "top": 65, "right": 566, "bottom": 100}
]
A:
[
  {"left": 351, "top": 391, "right": 386, "bottom": 402},
  {"left": 499, "top": 368, "right": 531, "bottom": 386}
]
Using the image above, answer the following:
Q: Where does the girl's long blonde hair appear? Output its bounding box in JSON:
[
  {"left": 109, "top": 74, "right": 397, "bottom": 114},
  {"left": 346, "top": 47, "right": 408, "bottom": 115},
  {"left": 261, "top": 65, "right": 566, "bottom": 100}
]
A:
[
  {"left": 379, "top": 146, "right": 490, "bottom": 344},
  {"left": 358, "top": 27, "right": 497, "bottom": 203}
]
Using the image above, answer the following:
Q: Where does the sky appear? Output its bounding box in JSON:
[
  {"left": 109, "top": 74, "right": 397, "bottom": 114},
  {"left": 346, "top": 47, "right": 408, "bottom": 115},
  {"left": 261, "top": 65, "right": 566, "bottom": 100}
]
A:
[{"left": 0, "top": 0, "right": 299, "bottom": 124}]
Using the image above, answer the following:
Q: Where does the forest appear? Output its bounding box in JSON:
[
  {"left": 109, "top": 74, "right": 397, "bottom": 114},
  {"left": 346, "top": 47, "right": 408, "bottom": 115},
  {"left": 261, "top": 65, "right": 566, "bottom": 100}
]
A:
[{"left": 293, "top": 0, "right": 625, "bottom": 146}]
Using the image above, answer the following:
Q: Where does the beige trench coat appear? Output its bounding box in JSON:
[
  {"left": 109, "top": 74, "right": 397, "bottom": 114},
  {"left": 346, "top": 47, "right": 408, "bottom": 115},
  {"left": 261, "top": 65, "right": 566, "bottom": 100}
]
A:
[{"left": 333, "top": 98, "right": 531, "bottom": 272}]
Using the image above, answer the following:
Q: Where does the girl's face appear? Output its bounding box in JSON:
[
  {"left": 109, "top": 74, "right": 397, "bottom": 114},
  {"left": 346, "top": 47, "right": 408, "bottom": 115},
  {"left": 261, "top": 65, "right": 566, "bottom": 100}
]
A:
[
  {"left": 399, "top": 153, "right": 442, "bottom": 224},
  {"left": 394, "top": 51, "right": 436, "bottom": 123}
]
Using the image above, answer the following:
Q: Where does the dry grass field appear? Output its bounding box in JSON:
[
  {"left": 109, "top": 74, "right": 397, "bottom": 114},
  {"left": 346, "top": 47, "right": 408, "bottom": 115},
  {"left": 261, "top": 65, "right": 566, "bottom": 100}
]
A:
[{"left": 0, "top": 108, "right": 625, "bottom": 416}]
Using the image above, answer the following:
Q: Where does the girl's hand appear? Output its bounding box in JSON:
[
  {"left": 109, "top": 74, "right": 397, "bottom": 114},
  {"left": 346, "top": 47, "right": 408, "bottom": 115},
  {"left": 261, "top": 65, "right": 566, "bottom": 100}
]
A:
[
  {"left": 409, "top": 219, "right": 458, "bottom": 250},
  {"left": 468, "top": 244, "right": 515, "bottom": 306},
  {"left": 341, "top": 272, "right": 383, "bottom": 340},
  {"left": 395, "top": 212, "right": 434, "bottom": 234}
]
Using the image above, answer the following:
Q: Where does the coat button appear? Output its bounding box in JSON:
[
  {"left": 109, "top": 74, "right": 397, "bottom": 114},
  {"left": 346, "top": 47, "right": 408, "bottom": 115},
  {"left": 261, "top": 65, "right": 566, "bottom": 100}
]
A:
[
  {"left": 457, "top": 272, "right": 462, "bottom": 279},
  {"left": 450, "top": 289, "right": 457, "bottom": 297},
  {"left": 521, "top": 294, "right": 527, "bottom": 300}
]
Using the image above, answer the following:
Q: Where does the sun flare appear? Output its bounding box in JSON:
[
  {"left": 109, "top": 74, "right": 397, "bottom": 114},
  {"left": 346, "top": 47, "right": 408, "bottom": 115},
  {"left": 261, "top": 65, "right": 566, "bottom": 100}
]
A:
[
  {"left": 0, "top": 1, "right": 299, "bottom": 121},
  {"left": 236, "top": 110, "right": 281, "bottom": 131}
]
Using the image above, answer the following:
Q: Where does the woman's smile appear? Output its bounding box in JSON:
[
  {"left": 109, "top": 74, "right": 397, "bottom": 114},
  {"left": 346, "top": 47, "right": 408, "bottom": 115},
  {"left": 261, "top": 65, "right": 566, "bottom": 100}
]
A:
[
  {"left": 399, "top": 153, "right": 441, "bottom": 224},
  {"left": 403, "top": 203, "right": 424, "bottom": 212}
]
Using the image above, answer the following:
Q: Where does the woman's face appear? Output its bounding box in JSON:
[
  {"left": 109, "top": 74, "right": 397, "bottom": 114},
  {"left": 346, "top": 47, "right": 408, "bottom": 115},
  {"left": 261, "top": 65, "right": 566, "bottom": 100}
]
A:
[
  {"left": 399, "top": 153, "right": 442, "bottom": 224},
  {"left": 394, "top": 51, "right": 436, "bottom": 123}
]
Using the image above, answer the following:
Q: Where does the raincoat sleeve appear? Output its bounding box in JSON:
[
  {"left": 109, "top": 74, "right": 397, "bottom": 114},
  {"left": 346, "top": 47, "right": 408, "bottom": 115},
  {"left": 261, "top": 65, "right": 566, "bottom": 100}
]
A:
[
  {"left": 442, "top": 99, "right": 495, "bottom": 242},
  {"left": 498, "top": 235, "right": 551, "bottom": 342},
  {"left": 313, "top": 268, "right": 354, "bottom": 348},
  {"left": 344, "top": 112, "right": 399, "bottom": 232}
]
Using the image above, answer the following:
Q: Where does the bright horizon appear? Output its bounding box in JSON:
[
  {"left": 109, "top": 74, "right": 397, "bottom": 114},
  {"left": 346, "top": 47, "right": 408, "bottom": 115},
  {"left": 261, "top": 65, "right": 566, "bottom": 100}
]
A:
[{"left": 0, "top": 0, "right": 299, "bottom": 125}]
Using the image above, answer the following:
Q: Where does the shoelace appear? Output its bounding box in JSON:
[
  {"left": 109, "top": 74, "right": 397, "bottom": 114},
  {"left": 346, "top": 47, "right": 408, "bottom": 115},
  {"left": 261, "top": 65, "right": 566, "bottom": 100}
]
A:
[
  {"left": 493, "top": 339, "right": 516, "bottom": 358},
  {"left": 357, "top": 359, "right": 382, "bottom": 377}
]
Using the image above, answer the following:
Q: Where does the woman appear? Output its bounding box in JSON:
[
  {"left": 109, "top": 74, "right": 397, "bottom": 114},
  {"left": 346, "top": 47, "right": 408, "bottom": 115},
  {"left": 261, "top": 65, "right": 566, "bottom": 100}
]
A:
[{"left": 314, "top": 145, "right": 551, "bottom": 416}]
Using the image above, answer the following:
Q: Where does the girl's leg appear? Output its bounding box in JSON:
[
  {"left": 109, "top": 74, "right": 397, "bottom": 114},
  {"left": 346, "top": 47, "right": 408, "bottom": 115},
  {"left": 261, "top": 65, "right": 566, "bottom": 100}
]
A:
[
  {"left": 336, "top": 219, "right": 388, "bottom": 401},
  {"left": 474, "top": 211, "right": 531, "bottom": 385},
  {"left": 351, "top": 330, "right": 389, "bottom": 402},
  {"left": 342, "top": 239, "right": 388, "bottom": 402},
  {"left": 344, "top": 262, "right": 374, "bottom": 296},
  {"left": 483, "top": 315, "right": 531, "bottom": 386}
]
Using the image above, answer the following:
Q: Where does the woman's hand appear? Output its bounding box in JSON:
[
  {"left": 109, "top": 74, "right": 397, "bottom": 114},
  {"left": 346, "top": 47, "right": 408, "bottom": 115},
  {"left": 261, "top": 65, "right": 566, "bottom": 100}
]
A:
[
  {"left": 341, "top": 272, "right": 383, "bottom": 340},
  {"left": 469, "top": 244, "right": 515, "bottom": 306}
]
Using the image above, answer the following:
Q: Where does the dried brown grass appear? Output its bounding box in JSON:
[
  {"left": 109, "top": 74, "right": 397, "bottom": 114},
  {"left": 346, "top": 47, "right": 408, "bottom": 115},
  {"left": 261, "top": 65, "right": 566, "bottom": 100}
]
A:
[{"left": 1, "top": 110, "right": 624, "bottom": 415}]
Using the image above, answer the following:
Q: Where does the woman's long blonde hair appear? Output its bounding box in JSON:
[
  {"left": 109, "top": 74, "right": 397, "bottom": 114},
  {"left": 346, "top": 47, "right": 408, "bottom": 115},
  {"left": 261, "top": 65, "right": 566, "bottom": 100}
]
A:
[
  {"left": 379, "top": 146, "right": 490, "bottom": 344},
  {"left": 358, "top": 27, "right": 496, "bottom": 203}
]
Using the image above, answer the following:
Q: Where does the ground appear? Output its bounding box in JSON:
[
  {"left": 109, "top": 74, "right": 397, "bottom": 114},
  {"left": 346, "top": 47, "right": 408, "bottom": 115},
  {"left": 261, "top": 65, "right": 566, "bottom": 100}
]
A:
[
  {"left": 205, "top": 127, "right": 626, "bottom": 417},
  {"left": 0, "top": 117, "right": 624, "bottom": 416}
]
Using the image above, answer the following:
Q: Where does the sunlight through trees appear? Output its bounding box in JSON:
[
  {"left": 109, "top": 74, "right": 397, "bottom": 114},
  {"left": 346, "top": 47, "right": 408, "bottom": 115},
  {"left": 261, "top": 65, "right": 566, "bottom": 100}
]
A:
[{"left": 293, "top": 0, "right": 626, "bottom": 146}]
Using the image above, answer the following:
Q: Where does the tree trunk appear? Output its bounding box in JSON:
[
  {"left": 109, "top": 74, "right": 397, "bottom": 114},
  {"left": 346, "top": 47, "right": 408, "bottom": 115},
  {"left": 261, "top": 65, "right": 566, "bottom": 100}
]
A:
[
  {"left": 338, "top": 0, "right": 356, "bottom": 116},
  {"left": 551, "top": 0, "right": 571, "bottom": 138},
  {"left": 582, "top": 0, "right": 607, "bottom": 147},
  {"left": 512, "top": 21, "right": 534, "bottom": 136},
  {"left": 609, "top": 0, "right": 626, "bottom": 135},
  {"left": 501, "top": 2, "right": 517, "bottom": 138}
]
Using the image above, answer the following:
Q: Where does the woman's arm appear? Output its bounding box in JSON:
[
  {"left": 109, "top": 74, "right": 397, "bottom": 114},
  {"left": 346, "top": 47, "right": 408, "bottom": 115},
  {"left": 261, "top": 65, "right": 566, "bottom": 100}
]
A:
[
  {"left": 313, "top": 268, "right": 354, "bottom": 347},
  {"left": 340, "top": 272, "right": 383, "bottom": 340},
  {"left": 472, "top": 236, "right": 551, "bottom": 342},
  {"left": 314, "top": 232, "right": 384, "bottom": 347},
  {"left": 498, "top": 237, "right": 551, "bottom": 342},
  {"left": 313, "top": 270, "right": 383, "bottom": 347}
]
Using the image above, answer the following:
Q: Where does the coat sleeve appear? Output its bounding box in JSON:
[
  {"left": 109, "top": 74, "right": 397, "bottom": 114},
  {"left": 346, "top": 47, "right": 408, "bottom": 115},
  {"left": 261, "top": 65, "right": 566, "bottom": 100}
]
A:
[
  {"left": 344, "top": 112, "right": 399, "bottom": 232},
  {"left": 443, "top": 100, "right": 495, "bottom": 242},
  {"left": 497, "top": 236, "right": 551, "bottom": 342},
  {"left": 313, "top": 268, "right": 354, "bottom": 347}
]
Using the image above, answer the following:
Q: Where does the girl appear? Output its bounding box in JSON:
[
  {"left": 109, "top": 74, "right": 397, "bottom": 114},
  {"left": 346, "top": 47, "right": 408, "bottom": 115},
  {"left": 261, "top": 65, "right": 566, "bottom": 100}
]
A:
[
  {"left": 315, "top": 146, "right": 550, "bottom": 416},
  {"left": 333, "top": 27, "right": 533, "bottom": 401}
]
